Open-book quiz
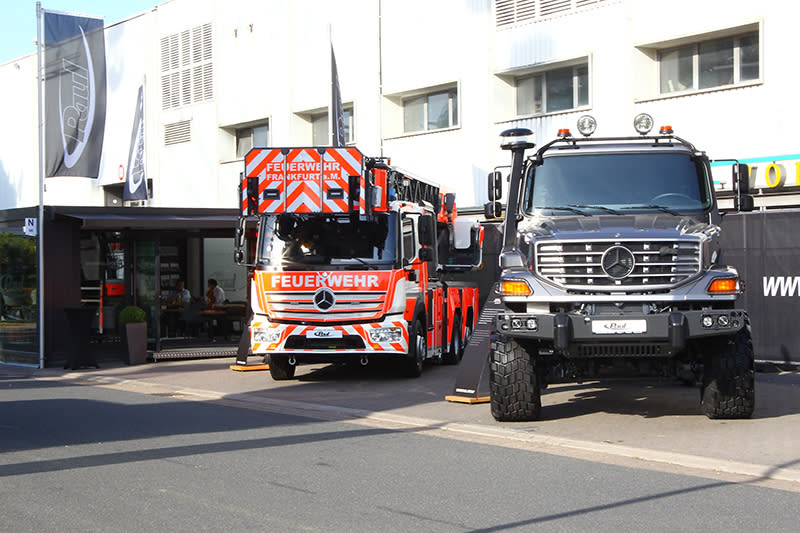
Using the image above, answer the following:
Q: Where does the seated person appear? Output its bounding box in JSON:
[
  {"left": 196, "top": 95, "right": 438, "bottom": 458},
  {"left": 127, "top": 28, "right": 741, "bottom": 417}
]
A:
[
  {"left": 166, "top": 279, "right": 191, "bottom": 306},
  {"left": 205, "top": 278, "right": 226, "bottom": 309}
]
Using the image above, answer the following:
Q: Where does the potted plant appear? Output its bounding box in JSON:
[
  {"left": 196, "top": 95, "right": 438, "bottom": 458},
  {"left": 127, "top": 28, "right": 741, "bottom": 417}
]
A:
[{"left": 118, "top": 305, "right": 148, "bottom": 365}]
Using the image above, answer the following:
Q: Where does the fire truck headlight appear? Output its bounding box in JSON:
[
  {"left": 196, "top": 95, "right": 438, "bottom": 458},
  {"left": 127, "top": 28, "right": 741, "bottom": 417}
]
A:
[
  {"left": 253, "top": 328, "right": 281, "bottom": 343},
  {"left": 368, "top": 327, "right": 403, "bottom": 343}
]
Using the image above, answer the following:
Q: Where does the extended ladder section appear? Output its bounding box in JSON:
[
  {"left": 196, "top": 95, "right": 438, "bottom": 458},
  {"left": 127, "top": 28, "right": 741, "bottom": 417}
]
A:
[{"left": 388, "top": 168, "right": 441, "bottom": 210}]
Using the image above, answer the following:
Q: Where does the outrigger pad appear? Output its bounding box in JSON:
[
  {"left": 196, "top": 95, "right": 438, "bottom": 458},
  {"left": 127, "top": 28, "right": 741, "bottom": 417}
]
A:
[{"left": 230, "top": 364, "right": 270, "bottom": 372}]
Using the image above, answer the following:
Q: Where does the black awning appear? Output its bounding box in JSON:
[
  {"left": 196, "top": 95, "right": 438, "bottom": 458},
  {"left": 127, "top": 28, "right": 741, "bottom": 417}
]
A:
[{"left": 52, "top": 206, "right": 240, "bottom": 231}]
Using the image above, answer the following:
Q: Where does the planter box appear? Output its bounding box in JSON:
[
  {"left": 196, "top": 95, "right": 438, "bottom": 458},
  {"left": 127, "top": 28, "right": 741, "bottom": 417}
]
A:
[{"left": 125, "top": 322, "right": 147, "bottom": 365}]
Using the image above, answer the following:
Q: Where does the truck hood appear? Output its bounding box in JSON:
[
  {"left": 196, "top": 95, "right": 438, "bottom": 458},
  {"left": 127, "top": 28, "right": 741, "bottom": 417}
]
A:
[{"left": 519, "top": 213, "right": 718, "bottom": 242}]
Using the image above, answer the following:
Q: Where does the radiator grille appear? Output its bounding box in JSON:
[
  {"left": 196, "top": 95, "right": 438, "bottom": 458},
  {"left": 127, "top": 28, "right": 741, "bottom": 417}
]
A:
[
  {"left": 266, "top": 291, "right": 385, "bottom": 322},
  {"left": 536, "top": 239, "right": 701, "bottom": 293}
]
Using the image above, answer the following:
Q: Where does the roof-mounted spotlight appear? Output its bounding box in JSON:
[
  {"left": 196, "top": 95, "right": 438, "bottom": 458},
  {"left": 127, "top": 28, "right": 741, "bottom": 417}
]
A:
[
  {"left": 500, "top": 128, "right": 535, "bottom": 151},
  {"left": 633, "top": 113, "right": 654, "bottom": 135},
  {"left": 576, "top": 115, "right": 597, "bottom": 137}
]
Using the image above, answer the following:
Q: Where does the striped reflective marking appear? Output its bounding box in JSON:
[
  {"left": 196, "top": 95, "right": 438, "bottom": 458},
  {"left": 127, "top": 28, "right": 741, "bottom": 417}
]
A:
[{"left": 250, "top": 321, "right": 409, "bottom": 354}]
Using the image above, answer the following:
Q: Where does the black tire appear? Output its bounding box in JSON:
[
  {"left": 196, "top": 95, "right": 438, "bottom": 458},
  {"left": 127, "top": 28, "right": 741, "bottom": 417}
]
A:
[
  {"left": 269, "top": 355, "right": 296, "bottom": 380},
  {"left": 403, "top": 320, "right": 426, "bottom": 378},
  {"left": 442, "top": 315, "right": 461, "bottom": 365},
  {"left": 701, "top": 321, "right": 755, "bottom": 419},
  {"left": 489, "top": 336, "right": 541, "bottom": 421}
]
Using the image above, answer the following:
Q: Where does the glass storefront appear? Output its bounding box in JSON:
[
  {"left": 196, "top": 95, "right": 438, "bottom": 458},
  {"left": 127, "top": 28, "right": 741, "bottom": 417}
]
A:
[
  {"left": 0, "top": 220, "right": 39, "bottom": 366},
  {"left": 1, "top": 209, "right": 247, "bottom": 366}
]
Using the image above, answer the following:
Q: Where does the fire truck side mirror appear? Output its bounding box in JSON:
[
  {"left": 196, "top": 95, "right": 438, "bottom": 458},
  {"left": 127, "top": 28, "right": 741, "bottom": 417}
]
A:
[
  {"left": 444, "top": 193, "right": 456, "bottom": 215},
  {"left": 418, "top": 214, "right": 434, "bottom": 246},
  {"left": 488, "top": 171, "right": 502, "bottom": 201},
  {"left": 234, "top": 217, "right": 247, "bottom": 265},
  {"left": 419, "top": 246, "right": 434, "bottom": 262}
]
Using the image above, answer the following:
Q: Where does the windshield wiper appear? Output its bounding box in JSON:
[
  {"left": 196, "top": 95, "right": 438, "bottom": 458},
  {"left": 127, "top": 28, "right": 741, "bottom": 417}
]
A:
[
  {"left": 533, "top": 205, "right": 590, "bottom": 216},
  {"left": 568, "top": 204, "right": 621, "bottom": 215},
  {"left": 348, "top": 257, "right": 376, "bottom": 270},
  {"left": 621, "top": 205, "right": 680, "bottom": 216}
]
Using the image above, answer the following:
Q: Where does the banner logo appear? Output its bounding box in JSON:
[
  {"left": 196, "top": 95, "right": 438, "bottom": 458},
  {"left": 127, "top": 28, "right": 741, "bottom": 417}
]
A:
[
  {"left": 58, "top": 28, "right": 96, "bottom": 168},
  {"left": 44, "top": 11, "right": 106, "bottom": 178},
  {"left": 763, "top": 276, "right": 800, "bottom": 297},
  {"left": 124, "top": 84, "right": 147, "bottom": 201}
]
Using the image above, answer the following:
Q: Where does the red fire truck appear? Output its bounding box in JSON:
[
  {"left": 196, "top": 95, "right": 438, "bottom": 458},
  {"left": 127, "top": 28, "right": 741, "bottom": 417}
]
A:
[{"left": 235, "top": 146, "right": 483, "bottom": 380}]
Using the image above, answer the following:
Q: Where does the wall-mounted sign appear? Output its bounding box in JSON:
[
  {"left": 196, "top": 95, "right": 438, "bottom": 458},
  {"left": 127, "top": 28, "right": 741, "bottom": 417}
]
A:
[{"left": 23, "top": 218, "right": 37, "bottom": 237}]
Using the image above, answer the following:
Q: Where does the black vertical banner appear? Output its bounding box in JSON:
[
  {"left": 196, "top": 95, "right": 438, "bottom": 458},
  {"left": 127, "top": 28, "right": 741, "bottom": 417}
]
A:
[
  {"left": 44, "top": 10, "right": 106, "bottom": 178},
  {"left": 123, "top": 84, "right": 147, "bottom": 201},
  {"left": 331, "top": 44, "right": 346, "bottom": 147}
]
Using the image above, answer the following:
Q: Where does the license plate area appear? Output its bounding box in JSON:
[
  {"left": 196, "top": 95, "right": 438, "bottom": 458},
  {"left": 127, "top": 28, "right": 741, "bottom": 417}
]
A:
[
  {"left": 591, "top": 319, "right": 647, "bottom": 335},
  {"left": 306, "top": 328, "right": 343, "bottom": 339}
]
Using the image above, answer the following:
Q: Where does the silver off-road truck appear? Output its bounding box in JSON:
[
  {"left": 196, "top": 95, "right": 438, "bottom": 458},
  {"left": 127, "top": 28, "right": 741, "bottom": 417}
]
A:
[{"left": 486, "top": 114, "right": 755, "bottom": 421}]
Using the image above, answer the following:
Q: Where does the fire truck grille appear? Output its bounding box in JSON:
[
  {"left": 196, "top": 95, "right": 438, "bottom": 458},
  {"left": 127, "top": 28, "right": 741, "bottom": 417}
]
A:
[
  {"left": 536, "top": 239, "right": 701, "bottom": 293},
  {"left": 266, "top": 291, "right": 385, "bottom": 322}
]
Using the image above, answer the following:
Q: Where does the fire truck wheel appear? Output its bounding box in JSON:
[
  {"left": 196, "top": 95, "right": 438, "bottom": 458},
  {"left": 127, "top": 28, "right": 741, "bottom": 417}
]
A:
[
  {"left": 269, "top": 355, "right": 296, "bottom": 380},
  {"left": 442, "top": 315, "right": 462, "bottom": 365},
  {"left": 403, "top": 320, "right": 426, "bottom": 378},
  {"left": 489, "top": 336, "right": 541, "bottom": 421},
  {"left": 701, "top": 320, "right": 755, "bottom": 419}
]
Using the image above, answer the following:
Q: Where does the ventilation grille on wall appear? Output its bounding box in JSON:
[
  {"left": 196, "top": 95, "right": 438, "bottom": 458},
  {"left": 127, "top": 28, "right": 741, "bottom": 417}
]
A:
[
  {"left": 496, "top": 0, "right": 608, "bottom": 27},
  {"left": 160, "top": 23, "right": 213, "bottom": 109},
  {"left": 164, "top": 120, "right": 191, "bottom": 146}
]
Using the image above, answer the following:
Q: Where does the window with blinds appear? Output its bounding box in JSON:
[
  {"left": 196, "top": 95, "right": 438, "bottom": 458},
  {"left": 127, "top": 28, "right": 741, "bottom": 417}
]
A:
[{"left": 160, "top": 23, "right": 214, "bottom": 110}]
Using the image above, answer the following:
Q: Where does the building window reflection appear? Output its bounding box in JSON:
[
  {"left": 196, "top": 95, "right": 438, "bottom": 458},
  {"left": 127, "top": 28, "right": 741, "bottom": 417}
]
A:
[{"left": 0, "top": 221, "right": 39, "bottom": 365}]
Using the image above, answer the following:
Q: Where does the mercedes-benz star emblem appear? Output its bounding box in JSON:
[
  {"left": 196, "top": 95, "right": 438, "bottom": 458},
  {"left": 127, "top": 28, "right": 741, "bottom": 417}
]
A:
[
  {"left": 313, "top": 288, "right": 336, "bottom": 312},
  {"left": 601, "top": 246, "right": 635, "bottom": 279}
]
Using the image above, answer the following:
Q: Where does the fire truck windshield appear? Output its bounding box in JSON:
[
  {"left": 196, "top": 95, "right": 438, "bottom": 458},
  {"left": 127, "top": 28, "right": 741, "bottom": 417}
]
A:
[{"left": 257, "top": 212, "right": 398, "bottom": 270}]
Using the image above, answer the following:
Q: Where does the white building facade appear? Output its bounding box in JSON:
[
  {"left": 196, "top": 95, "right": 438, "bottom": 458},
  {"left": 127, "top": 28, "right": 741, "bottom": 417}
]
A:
[{"left": 1, "top": 0, "right": 799, "bottom": 212}]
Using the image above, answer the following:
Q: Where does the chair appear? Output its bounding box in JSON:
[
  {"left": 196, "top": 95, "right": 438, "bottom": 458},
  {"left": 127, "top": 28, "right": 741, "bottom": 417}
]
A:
[{"left": 179, "top": 301, "right": 205, "bottom": 338}]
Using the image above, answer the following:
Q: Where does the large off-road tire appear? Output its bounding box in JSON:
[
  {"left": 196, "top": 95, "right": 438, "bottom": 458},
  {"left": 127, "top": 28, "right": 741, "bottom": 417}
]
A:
[
  {"left": 403, "top": 320, "right": 426, "bottom": 378},
  {"left": 489, "top": 336, "right": 541, "bottom": 421},
  {"left": 269, "top": 355, "right": 296, "bottom": 380},
  {"left": 442, "top": 315, "right": 461, "bottom": 365},
  {"left": 700, "top": 321, "right": 755, "bottom": 419}
]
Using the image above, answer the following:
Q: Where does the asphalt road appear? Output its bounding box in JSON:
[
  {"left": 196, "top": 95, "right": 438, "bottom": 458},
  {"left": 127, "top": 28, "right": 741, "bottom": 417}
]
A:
[{"left": 2, "top": 364, "right": 800, "bottom": 531}]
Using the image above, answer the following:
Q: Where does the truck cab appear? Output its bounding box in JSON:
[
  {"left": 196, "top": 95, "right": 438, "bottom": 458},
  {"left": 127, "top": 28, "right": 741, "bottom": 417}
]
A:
[
  {"left": 487, "top": 115, "right": 755, "bottom": 421},
  {"left": 236, "top": 146, "right": 482, "bottom": 380}
]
